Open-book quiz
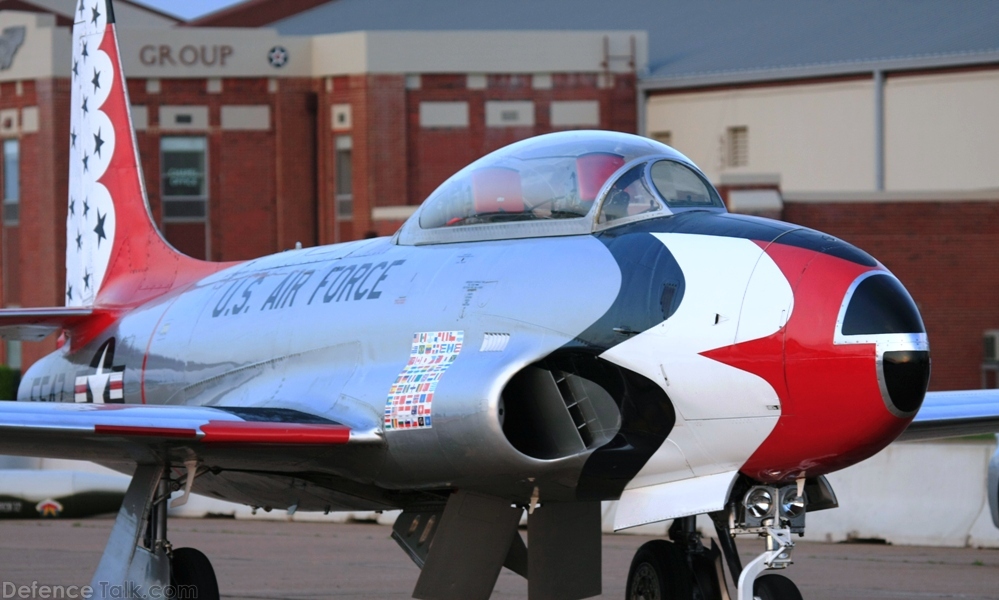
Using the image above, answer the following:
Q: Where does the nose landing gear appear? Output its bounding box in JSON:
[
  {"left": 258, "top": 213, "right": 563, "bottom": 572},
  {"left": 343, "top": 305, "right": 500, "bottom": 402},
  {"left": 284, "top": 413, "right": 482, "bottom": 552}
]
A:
[
  {"left": 735, "top": 526, "right": 801, "bottom": 600},
  {"left": 625, "top": 476, "right": 836, "bottom": 600}
]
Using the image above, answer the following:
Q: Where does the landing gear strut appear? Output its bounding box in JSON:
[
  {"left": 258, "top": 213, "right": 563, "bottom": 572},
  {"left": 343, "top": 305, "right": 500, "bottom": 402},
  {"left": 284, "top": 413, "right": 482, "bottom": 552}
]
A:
[{"left": 89, "top": 464, "right": 219, "bottom": 600}]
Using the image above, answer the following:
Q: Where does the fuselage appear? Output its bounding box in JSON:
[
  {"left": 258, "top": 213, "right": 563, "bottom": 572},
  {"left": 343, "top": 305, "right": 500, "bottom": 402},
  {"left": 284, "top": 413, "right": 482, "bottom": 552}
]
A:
[{"left": 20, "top": 210, "right": 930, "bottom": 510}]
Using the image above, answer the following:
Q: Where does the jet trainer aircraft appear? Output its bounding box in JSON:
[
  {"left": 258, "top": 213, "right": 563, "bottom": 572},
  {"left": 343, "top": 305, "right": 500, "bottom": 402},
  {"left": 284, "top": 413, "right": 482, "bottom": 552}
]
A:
[{"left": 1, "top": 3, "right": 998, "bottom": 600}]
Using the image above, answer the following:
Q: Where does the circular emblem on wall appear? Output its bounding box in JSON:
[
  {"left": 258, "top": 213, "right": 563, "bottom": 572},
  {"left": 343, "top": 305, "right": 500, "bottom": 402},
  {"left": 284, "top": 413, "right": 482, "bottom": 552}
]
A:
[{"left": 268, "top": 46, "right": 288, "bottom": 68}]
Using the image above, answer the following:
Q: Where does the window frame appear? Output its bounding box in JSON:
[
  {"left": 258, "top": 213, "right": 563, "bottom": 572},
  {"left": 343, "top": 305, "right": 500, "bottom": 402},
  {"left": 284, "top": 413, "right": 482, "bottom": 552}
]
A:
[
  {"left": 160, "top": 136, "right": 208, "bottom": 224},
  {"left": 726, "top": 126, "right": 748, "bottom": 168},
  {"left": 334, "top": 134, "right": 353, "bottom": 220},
  {"left": 2, "top": 138, "right": 19, "bottom": 226}
]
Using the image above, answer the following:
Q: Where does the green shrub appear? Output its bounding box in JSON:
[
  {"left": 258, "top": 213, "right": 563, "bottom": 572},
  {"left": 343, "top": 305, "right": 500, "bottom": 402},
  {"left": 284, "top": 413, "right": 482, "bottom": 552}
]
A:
[{"left": 0, "top": 365, "right": 21, "bottom": 400}]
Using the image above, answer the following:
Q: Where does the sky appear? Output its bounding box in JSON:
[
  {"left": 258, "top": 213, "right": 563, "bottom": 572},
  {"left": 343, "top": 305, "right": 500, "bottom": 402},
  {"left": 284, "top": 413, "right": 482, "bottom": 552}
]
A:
[{"left": 133, "top": 0, "right": 245, "bottom": 20}]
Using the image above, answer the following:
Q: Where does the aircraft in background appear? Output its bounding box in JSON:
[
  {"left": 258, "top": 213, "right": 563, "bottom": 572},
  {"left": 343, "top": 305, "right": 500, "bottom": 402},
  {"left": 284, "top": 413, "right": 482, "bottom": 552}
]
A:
[
  {"left": 0, "top": 462, "right": 127, "bottom": 519},
  {"left": 0, "top": 2, "right": 998, "bottom": 599}
]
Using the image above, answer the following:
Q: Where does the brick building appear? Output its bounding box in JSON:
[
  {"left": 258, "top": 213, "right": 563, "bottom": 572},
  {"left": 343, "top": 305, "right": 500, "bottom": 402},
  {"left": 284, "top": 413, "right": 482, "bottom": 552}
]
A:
[{"left": 0, "top": 1, "right": 640, "bottom": 369}]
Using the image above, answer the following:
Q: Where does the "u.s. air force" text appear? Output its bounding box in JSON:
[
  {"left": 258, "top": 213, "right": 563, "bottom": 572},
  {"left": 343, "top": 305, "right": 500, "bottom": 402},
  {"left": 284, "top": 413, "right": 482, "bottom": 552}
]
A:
[{"left": 212, "top": 260, "right": 405, "bottom": 318}]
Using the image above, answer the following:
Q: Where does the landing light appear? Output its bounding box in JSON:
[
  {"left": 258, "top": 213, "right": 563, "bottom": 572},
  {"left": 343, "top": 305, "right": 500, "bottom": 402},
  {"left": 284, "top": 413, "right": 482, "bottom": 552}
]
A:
[
  {"left": 745, "top": 487, "right": 773, "bottom": 519},
  {"left": 780, "top": 488, "right": 806, "bottom": 519}
]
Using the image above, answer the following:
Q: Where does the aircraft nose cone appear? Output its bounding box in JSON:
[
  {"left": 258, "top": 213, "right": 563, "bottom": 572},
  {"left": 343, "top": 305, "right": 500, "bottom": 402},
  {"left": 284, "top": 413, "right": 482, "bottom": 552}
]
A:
[{"left": 739, "top": 238, "right": 930, "bottom": 483}]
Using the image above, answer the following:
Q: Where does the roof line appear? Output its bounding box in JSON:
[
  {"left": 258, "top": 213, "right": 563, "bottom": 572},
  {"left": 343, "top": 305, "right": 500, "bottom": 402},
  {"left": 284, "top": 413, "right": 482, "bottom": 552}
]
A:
[
  {"left": 640, "top": 49, "right": 999, "bottom": 91},
  {"left": 116, "top": 0, "right": 182, "bottom": 23},
  {"left": 783, "top": 189, "right": 999, "bottom": 203},
  {"left": 183, "top": 0, "right": 332, "bottom": 28}
]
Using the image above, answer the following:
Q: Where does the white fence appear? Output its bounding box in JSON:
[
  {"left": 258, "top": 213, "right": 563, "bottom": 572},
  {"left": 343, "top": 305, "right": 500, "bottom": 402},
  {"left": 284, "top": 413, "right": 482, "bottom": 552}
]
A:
[{"left": 2, "top": 438, "right": 996, "bottom": 547}]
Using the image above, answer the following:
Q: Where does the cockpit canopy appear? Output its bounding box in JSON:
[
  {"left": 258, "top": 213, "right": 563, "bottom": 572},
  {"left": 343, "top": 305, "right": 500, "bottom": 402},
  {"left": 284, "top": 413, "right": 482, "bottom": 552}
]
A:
[{"left": 397, "top": 130, "right": 724, "bottom": 245}]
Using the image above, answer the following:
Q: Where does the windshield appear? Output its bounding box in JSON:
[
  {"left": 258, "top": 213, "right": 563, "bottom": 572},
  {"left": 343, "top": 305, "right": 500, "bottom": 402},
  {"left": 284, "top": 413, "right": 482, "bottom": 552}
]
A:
[
  {"left": 597, "top": 164, "right": 665, "bottom": 224},
  {"left": 418, "top": 131, "right": 664, "bottom": 230},
  {"left": 649, "top": 160, "right": 724, "bottom": 209}
]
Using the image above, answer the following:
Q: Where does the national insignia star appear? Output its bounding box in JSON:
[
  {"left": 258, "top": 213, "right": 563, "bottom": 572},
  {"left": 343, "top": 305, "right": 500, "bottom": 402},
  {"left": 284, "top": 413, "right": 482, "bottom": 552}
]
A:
[
  {"left": 77, "top": 0, "right": 84, "bottom": 18},
  {"left": 69, "top": 198, "right": 75, "bottom": 216},
  {"left": 70, "top": 129, "right": 77, "bottom": 148},
  {"left": 81, "top": 41, "right": 88, "bottom": 60},
  {"left": 66, "top": 285, "right": 73, "bottom": 301},
  {"left": 91, "top": 4, "right": 101, "bottom": 25},
  {"left": 82, "top": 152, "right": 89, "bottom": 172},
  {"left": 94, "top": 210, "right": 107, "bottom": 247},
  {"left": 81, "top": 96, "right": 88, "bottom": 115},
  {"left": 76, "top": 231, "right": 83, "bottom": 251},
  {"left": 83, "top": 199, "right": 90, "bottom": 218},
  {"left": 83, "top": 271, "right": 91, "bottom": 290},
  {"left": 91, "top": 68, "right": 100, "bottom": 93},
  {"left": 73, "top": 60, "right": 79, "bottom": 78},
  {"left": 94, "top": 129, "right": 104, "bottom": 157}
]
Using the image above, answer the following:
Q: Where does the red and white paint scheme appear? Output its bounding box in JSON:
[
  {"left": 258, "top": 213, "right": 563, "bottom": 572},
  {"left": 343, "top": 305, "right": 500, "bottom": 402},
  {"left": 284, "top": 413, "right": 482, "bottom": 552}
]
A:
[{"left": 65, "top": 0, "right": 119, "bottom": 307}]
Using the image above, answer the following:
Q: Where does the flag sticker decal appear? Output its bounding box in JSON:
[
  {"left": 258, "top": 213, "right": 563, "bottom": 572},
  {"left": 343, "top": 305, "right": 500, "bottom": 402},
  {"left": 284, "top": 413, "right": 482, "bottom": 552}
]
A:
[{"left": 385, "top": 331, "right": 463, "bottom": 430}]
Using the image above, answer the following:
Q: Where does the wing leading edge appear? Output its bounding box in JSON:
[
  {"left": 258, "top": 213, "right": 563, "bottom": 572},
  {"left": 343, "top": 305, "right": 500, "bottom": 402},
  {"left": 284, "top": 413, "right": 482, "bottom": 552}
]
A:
[
  {"left": 899, "top": 389, "right": 999, "bottom": 441},
  {"left": 0, "top": 402, "right": 381, "bottom": 468}
]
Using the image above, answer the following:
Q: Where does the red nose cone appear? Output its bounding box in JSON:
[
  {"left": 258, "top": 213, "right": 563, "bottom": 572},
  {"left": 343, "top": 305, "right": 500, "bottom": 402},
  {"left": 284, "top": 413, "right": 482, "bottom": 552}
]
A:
[{"left": 711, "top": 241, "right": 927, "bottom": 483}]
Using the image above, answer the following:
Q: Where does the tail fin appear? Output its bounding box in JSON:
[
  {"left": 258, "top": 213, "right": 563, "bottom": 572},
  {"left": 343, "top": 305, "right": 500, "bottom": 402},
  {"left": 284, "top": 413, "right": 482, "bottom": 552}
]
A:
[{"left": 65, "top": 0, "right": 221, "bottom": 309}]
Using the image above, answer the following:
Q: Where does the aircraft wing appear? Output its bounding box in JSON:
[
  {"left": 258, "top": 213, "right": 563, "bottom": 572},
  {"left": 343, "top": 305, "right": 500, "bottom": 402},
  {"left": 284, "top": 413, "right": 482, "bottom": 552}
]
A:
[
  {"left": 0, "top": 401, "right": 380, "bottom": 471},
  {"left": 0, "top": 307, "right": 96, "bottom": 341},
  {"left": 898, "top": 390, "right": 999, "bottom": 441}
]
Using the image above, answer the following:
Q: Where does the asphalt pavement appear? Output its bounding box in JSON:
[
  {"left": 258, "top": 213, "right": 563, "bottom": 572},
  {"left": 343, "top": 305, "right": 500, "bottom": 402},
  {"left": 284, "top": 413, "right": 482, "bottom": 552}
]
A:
[{"left": 2, "top": 518, "right": 999, "bottom": 599}]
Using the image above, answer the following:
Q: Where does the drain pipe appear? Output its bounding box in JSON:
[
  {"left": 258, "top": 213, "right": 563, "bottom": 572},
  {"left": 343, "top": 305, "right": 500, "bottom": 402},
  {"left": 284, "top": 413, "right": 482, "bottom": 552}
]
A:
[
  {"left": 874, "top": 69, "right": 885, "bottom": 191},
  {"left": 636, "top": 81, "right": 647, "bottom": 138}
]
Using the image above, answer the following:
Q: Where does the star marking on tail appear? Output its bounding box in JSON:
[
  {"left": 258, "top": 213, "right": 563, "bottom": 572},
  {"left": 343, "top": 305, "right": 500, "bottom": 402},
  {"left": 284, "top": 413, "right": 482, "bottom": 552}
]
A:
[
  {"left": 93, "top": 129, "right": 104, "bottom": 157},
  {"left": 94, "top": 210, "right": 107, "bottom": 247}
]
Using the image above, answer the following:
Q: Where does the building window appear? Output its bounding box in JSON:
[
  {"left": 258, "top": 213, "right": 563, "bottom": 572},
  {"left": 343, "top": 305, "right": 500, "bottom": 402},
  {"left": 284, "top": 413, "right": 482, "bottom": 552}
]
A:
[
  {"left": 161, "top": 137, "right": 207, "bottom": 220},
  {"left": 335, "top": 135, "right": 353, "bottom": 219},
  {"left": 2, "top": 139, "right": 18, "bottom": 225},
  {"left": 651, "top": 131, "right": 672, "bottom": 147},
  {"left": 161, "top": 137, "right": 208, "bottom": 259},
  {"left": 726, "top": 126, "right": 748, "bottom": 168}
]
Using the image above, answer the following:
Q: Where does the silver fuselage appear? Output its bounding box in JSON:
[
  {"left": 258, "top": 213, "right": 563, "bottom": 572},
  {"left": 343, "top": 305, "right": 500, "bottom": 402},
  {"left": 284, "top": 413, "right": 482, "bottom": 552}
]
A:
[{"left": 22, "top": 233, "right": 623, "bottom": 507}]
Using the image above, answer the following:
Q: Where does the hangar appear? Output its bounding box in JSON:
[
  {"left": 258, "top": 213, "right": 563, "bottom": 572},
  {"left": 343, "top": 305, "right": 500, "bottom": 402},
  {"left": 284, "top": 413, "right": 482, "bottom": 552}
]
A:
[{"left": 0, "top": 0, "right": 996, "bottom": 391}]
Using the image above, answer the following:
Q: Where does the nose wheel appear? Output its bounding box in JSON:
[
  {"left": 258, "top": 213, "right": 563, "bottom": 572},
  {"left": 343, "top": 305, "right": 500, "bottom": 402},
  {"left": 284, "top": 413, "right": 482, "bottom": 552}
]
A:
[{"left": 752, "top": 574, "right": 803, "bottom": 600}]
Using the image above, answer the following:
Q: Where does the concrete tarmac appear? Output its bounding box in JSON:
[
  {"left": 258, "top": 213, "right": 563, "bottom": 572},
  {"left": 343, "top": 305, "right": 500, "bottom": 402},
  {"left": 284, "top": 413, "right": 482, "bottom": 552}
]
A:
[{"left": 2, "top": 518, "right": 999, "bottom": 599}]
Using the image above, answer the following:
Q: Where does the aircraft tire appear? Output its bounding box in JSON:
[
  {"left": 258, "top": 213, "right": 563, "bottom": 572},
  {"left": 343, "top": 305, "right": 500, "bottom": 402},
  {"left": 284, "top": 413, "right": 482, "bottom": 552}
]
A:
[
  {"left": 753, "top": 573, "right": 803, "bottom": 600},
  {"left": 171, "top": 547, "right": 220, "bottom": 600},
  {"left": 625, "top": 540, "right": 694, "bottom": 600}
]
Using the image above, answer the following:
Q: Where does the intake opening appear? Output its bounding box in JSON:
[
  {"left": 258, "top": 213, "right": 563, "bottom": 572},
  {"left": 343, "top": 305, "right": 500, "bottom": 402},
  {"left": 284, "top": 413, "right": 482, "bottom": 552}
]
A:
[{"left": 501, "top": 361, "right": 621, "bottom": 460}]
